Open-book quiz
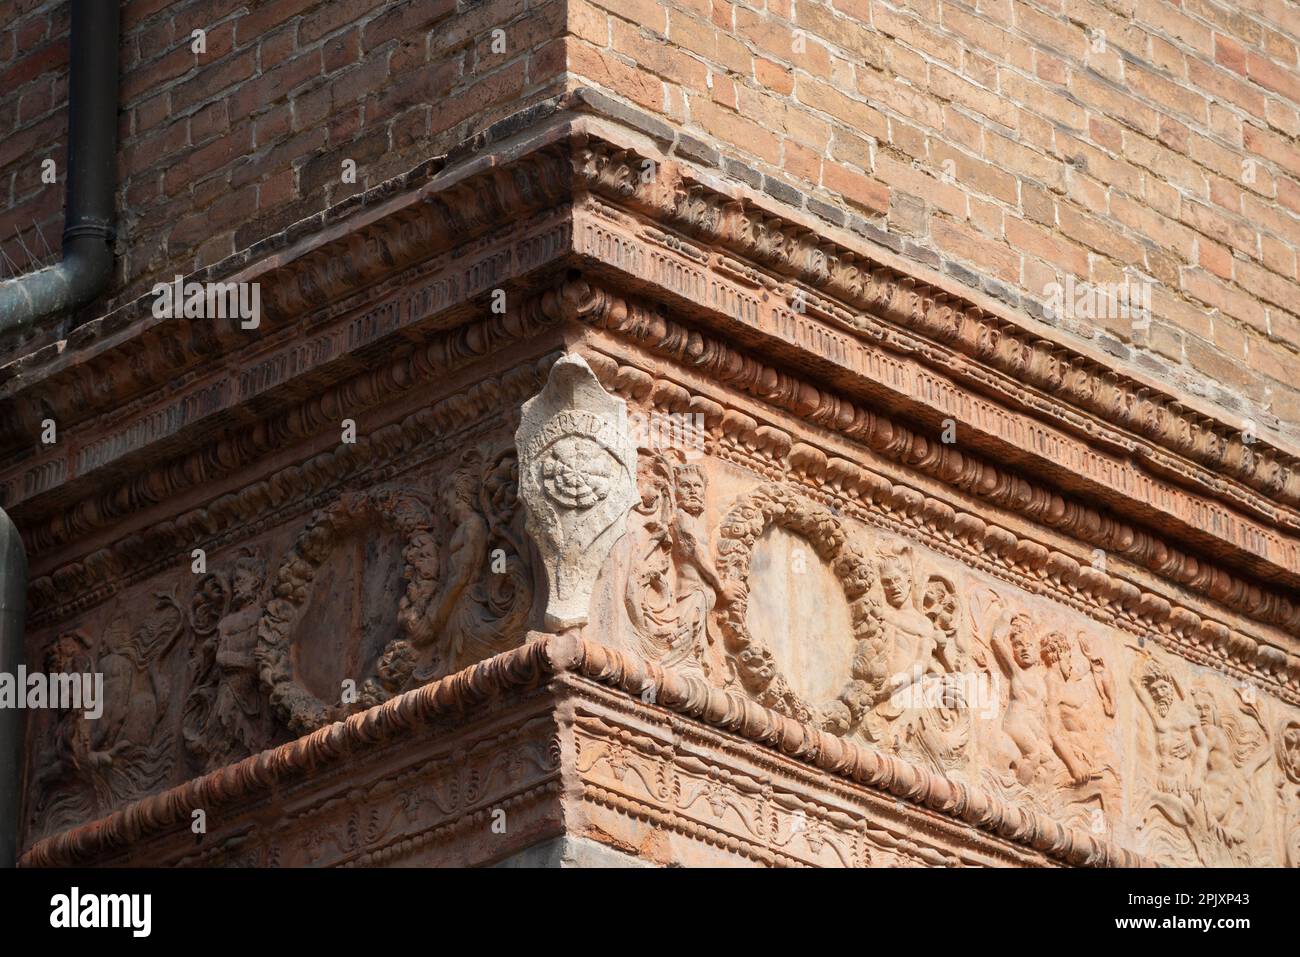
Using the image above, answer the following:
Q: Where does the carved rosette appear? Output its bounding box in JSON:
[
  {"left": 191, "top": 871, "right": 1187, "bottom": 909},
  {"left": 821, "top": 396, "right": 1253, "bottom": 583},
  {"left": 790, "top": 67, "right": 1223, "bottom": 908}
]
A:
[
  {"left": 713, "top": 483, "right": 883, "bottom": 734},
  {"left": 255, "top": 489, "right": 436, "bottom": 734},
  {"left": 516, "top": 354, "right": 639, "bottom": 630}
]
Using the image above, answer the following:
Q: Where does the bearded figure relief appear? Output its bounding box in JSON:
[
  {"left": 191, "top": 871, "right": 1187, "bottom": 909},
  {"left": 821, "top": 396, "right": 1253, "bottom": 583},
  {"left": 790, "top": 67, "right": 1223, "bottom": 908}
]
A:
[
  {"left": 622, "top": 452, "right": 736, "bottom": 679},
  {"left": 1129, "top": 659, "right": 1268, "bottom": 865},
  {"left": 183, "top": 550, "right": 277, "bottom": 772},
  {"left": 32, "top": 595, "right": 184, "bottom": 837},
  {"left": 1130, "top": 658, "right": 1204, "bottom": 865}
]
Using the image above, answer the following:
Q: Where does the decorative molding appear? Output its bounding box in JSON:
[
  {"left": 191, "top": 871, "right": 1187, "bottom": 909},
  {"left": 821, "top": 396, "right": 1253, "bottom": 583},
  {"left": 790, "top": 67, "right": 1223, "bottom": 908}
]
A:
[
  {"left": 17, "top": 634, "right": 1144, "bottom": 868},
  {"left": 569, "top": 133, "right": 1300, "bottom": 516},
  {"left": 568, "top": 196, "right": 1300, "bottom": 589},
  {"left": 561, "top": 278, "right": 1300, "bottom": 652},
  {"left": 3, "top": 124, "right": 1296, "bottom": 561},
  {"left": 712, "top": 482, "right": 884, "bottom": 731},
  {"left": 22, "top": 334, "right": 560, "bottom": 624},
  {"left": 256, "top": 488, "right": 436, "bottom": 735},
  {"left": 22, "top": 280, "right": 1300, "bottom": 713},
  {"left": 583, "top": 341, "right": 1300, "bottom": 704}
]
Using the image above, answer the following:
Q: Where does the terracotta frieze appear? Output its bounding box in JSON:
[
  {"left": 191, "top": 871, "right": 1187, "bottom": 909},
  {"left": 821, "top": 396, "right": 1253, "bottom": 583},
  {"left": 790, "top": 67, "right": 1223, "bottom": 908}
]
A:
[
  {"left": 18, "top": 634, "right": 1147, "bottom": 868},
  {"left": 8, "top": 109, "right": 1300, "bottom": 868}
]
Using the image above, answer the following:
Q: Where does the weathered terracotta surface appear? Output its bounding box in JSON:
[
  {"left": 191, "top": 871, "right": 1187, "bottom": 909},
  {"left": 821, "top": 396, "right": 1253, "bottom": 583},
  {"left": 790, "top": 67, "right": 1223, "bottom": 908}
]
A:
[{"left": 7, "top": 108, "right": 1300, "bottom": 867}]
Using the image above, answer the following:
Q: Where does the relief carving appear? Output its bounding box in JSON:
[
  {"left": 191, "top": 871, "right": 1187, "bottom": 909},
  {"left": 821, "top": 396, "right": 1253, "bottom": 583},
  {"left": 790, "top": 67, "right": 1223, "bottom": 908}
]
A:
[
  {"left": 1132, "top": 658, "right": 1270, "bottom": 865},
  {"left": 183, "top": 550, "right": 276, "bottom": 772},
  {"left": 877, "top": 568, "right": 976, "bottom": 775},
  {"left": 960, "top": 592, "right": 1120, "bottom": 830},
  {"left": 31, "top": 595, "right": 184, "bottom": 836},
  {"left": 254, "top": 452, "right": 535, "bottom": 737},
  {"left": 398, "top": 447, "right": 534, "bottom": 678},
  {"left": 517, "top": 354, "right": 639, "bottom": 630},
  {"left": 255, "top": 488, "right": 438, "bottom": 734},
  {"left": 1277, "top": 721, "right": 1300, "bottom": 867},
  {"left": 713, "top": 483, "right": 883, "bottom": 732},
  {"left": 865, "top": 543, "right": 950, "bottom": 742},
  {"left": 622, "top": 451, "right": 737, "bottom": 677}
]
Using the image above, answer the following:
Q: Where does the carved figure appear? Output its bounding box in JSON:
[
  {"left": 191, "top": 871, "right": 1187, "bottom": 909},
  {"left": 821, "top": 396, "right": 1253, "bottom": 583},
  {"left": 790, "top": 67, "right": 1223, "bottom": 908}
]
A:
[
  {"left": 33, "top": 595, "right": 184, "bottom": 835},
  {"left": 184, "top": 551, "right": 276, "bottom": 771},
  {"left": 1277, "top": 721, "right": 1300, "bottom": 867},
  {"left": 989, "top": 612, "right": 1052, "bottom": 787},
  {"left": 623, "top": 453, "right": 735, "bottom": 676},
  {"left": 1186, "top": 682, "right": 1269, "bottom": 865},
  {"left": 402, "top": 447, "right": 534, "bottom": 678},
  {"left": 875, "top": 543, "right": 944, "bottom": 698},
  {"left": 1131, "top": 658, "right": 1206, "bottom": 864}
]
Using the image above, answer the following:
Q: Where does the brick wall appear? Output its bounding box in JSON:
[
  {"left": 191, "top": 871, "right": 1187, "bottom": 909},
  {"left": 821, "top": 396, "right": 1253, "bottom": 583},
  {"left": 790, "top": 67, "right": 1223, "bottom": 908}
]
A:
[
  {"left": 2, "top": 0, "right": 1298, "bottom": 438},
  {"left": 0, "top": 0, "right": 565, "bottom": 299},
  {"left": 565, "top": 0, "right": 1300, "bottom": 438}
]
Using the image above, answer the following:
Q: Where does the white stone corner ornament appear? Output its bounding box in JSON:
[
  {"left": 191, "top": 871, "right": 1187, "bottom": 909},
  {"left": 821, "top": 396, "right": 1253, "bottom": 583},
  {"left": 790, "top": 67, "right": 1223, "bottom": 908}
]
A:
[{"left": 516, "top": 353, "right": 639, "bottom": 631}]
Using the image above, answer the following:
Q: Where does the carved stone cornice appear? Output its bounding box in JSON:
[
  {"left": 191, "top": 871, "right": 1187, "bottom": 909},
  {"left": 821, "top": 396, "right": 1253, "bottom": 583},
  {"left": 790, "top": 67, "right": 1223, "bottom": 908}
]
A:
[
  {"left": 4, "top": 112, "right": 1297, "bottom": 680},
  {"left": 3, "top": 115, "right": 1297, "bottom": 536},
  {"left": 0, "top": 134, "right": 577, "bottom": 456},
  {"left": 567, "top": 198, "right": 1300, "bottom": 596},
  {"left": 20, "top": 277, "right": 1300, "bottom": 706},
  {"left": 18, "top": 634, "right": 1144, "bottom": 868},
  {"left": 0, "top": 203, "right": 574, "bottom": 521},
  {"left": 568, "top": 130, "right": 1300, "bottom": 516},
  {"left": 560, "top": 279, "right": 1300, "bottom": 656},
  {"left": 23, "top": 348, "right": 560, "bottom": 626}
]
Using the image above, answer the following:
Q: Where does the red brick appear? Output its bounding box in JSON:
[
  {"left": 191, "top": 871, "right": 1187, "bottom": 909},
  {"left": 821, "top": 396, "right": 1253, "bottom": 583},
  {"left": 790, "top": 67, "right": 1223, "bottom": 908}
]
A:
[{"left": 822, "top": 161, "right": 889, "bottom": 214}]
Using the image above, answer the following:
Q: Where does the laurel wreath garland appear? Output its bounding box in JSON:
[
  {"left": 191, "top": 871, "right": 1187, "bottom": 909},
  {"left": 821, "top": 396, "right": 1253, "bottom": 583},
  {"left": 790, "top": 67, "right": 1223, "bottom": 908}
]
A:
[
  {"left": 255, "top": 489, "right": 436, "bottom": 735},
  {"left": 713, "top": 483, "right": 885, "bottom": 735}
]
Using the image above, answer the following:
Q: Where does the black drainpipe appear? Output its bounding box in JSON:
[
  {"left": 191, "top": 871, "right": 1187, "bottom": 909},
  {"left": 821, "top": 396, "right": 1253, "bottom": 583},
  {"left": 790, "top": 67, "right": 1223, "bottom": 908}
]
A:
[
  {"left": 0, "top": 0, "right": 119, "bottom": 866},
  {"left": 0, "top": 0, "right": 119, "bottom": 334},
  {"left": 0, "top": 512, "right": 24, "bottom": 868}
]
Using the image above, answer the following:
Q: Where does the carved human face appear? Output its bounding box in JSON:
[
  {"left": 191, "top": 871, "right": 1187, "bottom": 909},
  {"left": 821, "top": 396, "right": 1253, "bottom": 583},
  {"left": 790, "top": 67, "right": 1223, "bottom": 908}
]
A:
[
  {"left": 922, "top": 580, "right": 956, "bottom": 633},
  {"left": 1010, "top": 628, "right": 1037, "bottom": 669},
  {"left": 675, "top": 469, "right": 706, "bottom": 515},
  {"left": 377, "top": 640, "right": 416, "bottom": 687},
  {"left": 1148, "top": 676, "right": 1174, "bottom": 716},
  {"left": 407, "top": 532, "right": 439, "bottom": 574},
  {"left": 232, "top": 563, "right": 262, "bottom": 604},
  {"left": 445, "top": 475, "right": 476, "bottom": 513},
  {"left": 45, "top": 634, "right": 84, "bottom": 673},
  {"left": 880, "top": 559, "right": 911, "bottom": 607},
  {"left": 1041, "top": 633, "right": 1071, "bottom": 677},
  {"left": 1192, "top": 690, "right": 1217, "bottom": 727}
]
